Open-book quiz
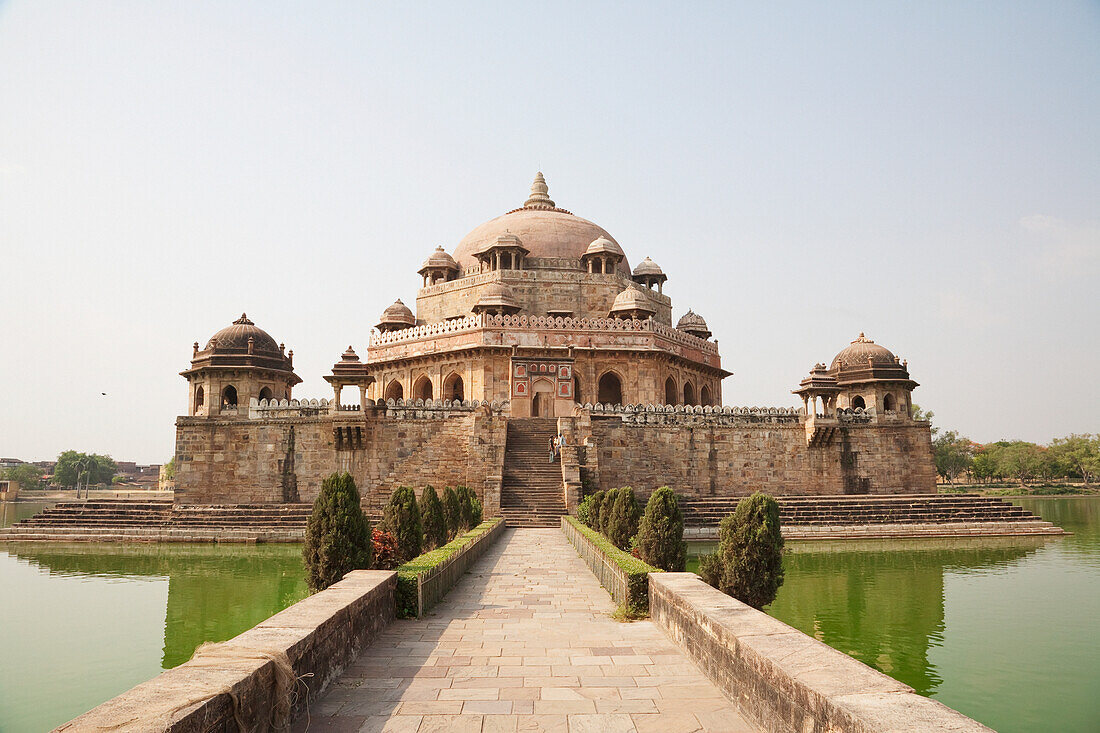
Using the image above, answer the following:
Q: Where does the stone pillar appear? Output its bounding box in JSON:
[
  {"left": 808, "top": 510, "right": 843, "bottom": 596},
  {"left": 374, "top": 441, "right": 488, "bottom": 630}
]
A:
[{"left": 359, "top": 384, "right": 368, "bottom": 411}]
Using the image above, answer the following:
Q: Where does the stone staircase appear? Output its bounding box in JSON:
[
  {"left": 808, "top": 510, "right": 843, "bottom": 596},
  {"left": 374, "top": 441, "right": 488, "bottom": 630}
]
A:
[
  {"left": 500, "top": 418, "right": 566, "bottom": 527},
  {"left": 679, "top": 494, "right": 1065, "bottom": 539},
  {"left": 0, "top": 499, "right": 311, "bottom": 542}
]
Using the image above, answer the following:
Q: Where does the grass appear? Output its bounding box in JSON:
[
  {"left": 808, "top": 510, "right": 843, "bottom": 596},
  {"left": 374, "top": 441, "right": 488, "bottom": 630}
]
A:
[
  {"left": 563, "top": 516, "right": 659, "bottom": 617},
  {"left": 395, "top": 518, "right": 502, "bottom": 618}
]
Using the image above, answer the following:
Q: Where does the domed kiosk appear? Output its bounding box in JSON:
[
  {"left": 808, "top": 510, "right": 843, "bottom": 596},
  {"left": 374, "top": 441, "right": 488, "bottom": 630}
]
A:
[{"left": 181, "top": 314, "right": 300, "bottom": 416}]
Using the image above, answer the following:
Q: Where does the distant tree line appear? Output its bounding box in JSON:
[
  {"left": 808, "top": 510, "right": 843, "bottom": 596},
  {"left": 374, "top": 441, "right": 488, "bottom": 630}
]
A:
[
  {"left": 0, "top": 451, "right": 118, "bottom": 489},
  {"left": 917, "top": 406, "right": 1099, "bottom": 487}
]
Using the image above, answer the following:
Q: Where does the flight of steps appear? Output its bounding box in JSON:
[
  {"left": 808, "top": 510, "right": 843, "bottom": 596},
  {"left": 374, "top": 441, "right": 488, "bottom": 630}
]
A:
[
  {"left": 679, "top": 494, "right": 1065, "bottom": 538},
  {"left": 0, "top": 499, "right": 312, "bottom": 542},
  {"left": 500, "top": 418, "right": 566, "bottom": 527}
]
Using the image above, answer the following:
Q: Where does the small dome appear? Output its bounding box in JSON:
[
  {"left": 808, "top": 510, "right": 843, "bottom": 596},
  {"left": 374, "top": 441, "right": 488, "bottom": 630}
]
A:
[
  {"left": 830, "top": 333, "right": 899, "bottom": 371},
  {"left": 676, "top": 310, "right": 712, "bottom": 339},
  {"left": 473, "top": 282, "right": 521, "bottom": 313},
  {"left": 632, "top": 257, "right": 665, "bottom": 277},
  {"left": 377, "top": 299, "right": 416, "bottom": 330},
  {"left": 585, "top": 236, "right": 625, "bottom": 258},
  {"left": 418, "top": 246, "right": 459, "bottom": 273},
  {"left": 205, "top": 313, "right": 280, "bottom": 354},
  {"left": 609, "top": 286, "right": 656, "bottom": 317}
]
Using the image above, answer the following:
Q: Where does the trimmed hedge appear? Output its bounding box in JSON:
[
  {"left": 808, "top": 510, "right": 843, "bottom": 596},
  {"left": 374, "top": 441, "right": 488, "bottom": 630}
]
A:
[
  {"left": 563, "top": 516, "right": 659, "bottom": 614},
  {"left": 395, "top": 518, "right": 502, "bottom": 618}
]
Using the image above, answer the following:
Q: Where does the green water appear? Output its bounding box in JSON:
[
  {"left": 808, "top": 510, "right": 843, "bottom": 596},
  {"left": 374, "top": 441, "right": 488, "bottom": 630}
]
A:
[
  {"left": 687, "top": 497, "right": 1100, "bottom": 732},
  {"left": 0, "top": 504, "right": 308, "bottom": 733}
]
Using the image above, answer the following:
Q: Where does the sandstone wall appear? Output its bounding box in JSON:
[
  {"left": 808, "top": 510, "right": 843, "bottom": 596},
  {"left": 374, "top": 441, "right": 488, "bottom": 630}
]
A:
[
  {"left": 583, "top": 417, "right": 935, "bottom": 499},
  {"left": 174, "top": 410, "right": 507, "bottom": 512}
]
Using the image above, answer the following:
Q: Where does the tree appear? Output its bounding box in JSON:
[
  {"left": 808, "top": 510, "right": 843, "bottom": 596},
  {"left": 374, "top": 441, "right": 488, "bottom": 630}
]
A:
[
  {"left": 636, "top": 487, "right": 686, "bottom": 571},
  {"left": 420, "top": 485, "right": 448, "bottom": 550},
  {"left": 162, "top": 457, "right": 176, "bottom": 481},
  {"left": 456, "top": 486, "right": 482, "bottom": 530},
  {"left": 2, "top": 463, "right": 44, "bottom": 489},
  {"left": 52, "top": 451, "right": 117, "bottom": 487},
  {"left": 911, "top": 404, "right": 938, "bottom": 437},
  {"left": 442, "top": 487, "right": 462, "bottom": 539},
  {"left": 995, "top": 441, "right": 1047, "bottom": 486},
  {"left": 605, "top": 487, "right": 641, "bottom": 551},
  {"left": 1049, "top": 434, "right": 1100, "bottom": 487},
  {"left": 587, "top": 490, "right": 607, "bottom": 530},
  {"left": 932, "top": 430, "right": 975, "bottom": 484},
  {"left": 700, "top": 492, "right": 785, "bottom": 610},
  {"left": 971, "top": 450, "right": 999, "bottom": 483},
  {"left": 381, "top": 486, "right": 422, "bottom": 561},
  {"left": 599, "top": 488, "right": 619, "bottom": 536},
  {"left": 302, "top": 472, "right": 373, "bottom": 592}
]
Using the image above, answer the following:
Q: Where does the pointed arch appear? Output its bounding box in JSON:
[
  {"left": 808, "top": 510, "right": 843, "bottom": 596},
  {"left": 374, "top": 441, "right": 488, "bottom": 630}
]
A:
[
  {"left": 852, "top": 395, "right": 866, "bottom": 410},
  {"left": 413, "top": 375, "right": 433, "bottom": 401},
  {"left": 883, "top": 393, "right": 896, "bottom": 411},
  {"left": 193, "top": 386, "right": 205, "bottom": 414},
  {"left": 384, "top": 379, "right": 403, "bottom": 401},
  {"left": 683, "top": 381, "right": 696, "bottom": 407},
  {"left": 597, "top": 371, "right": 623, "bottom": 406},
  {"left": 443, "top": 372, "right": 464, "bottom": 402},
  {"left": 221, "top": 385, "right": 237, "bottom": 408},
  {"left": 664, "top": 377, "right": 678, "bottom": 405},
  {"left": 700, "top": 384, "right": 713, "bottom": 406},
  {"left": 573, "top": 375, "right": 582, "bottom": 403},
  {"left": 258, "top": 386, "right": 273, "bottom": 402}
]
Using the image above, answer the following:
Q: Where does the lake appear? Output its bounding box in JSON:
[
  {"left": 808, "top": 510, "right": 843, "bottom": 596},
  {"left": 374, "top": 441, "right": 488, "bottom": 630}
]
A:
[
  {"left": 0, "top": 504, "right": 308, "bottom": 732},
  {"left": 3, "top": 497, "right": 1097, "bottom": 732},
  {"left": 687, "top": 496, "right": 1100, "bottom": 732}
]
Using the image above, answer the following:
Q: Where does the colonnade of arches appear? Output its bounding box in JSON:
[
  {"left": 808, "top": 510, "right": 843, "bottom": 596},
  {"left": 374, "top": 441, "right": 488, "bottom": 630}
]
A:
[
  {"left": 383, "top": 372, "right": 465, "bottom": 403},
  {"left": 662, "top": 376, "right": 713, "bottom": 407}
]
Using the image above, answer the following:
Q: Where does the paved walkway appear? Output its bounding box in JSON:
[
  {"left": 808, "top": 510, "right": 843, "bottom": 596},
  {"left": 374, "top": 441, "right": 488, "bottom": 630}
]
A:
[{"left": 297, "top": 528, "right": 756, "bottom": 733}]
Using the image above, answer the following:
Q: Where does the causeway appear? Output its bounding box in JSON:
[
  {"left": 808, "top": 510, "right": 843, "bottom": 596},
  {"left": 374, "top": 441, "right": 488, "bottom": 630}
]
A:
[{"left": 297, "top": 528, "right": 756, "bottom": 733}]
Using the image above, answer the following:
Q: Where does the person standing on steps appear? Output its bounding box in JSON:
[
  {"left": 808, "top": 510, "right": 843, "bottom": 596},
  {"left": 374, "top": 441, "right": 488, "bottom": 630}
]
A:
[{"left": 549, "top": 436, "right": 556, "bottom": 463}]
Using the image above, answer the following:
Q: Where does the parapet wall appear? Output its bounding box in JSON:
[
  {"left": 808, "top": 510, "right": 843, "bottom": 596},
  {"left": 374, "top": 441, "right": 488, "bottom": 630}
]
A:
[
  {"left": 649, "top": 573, "right": 990, "bottom": 733},
  {"left": 62, "top": 569, "right": 397, "bottom": 732},
  {"left": 578, "top": 408, "right": 935, "bottom": 498}
]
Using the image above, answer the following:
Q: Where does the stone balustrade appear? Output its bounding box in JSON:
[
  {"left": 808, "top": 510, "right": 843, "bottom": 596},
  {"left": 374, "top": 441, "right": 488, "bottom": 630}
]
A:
[{"left": 368, "top": 312, "right": 718, "bottom": 355}]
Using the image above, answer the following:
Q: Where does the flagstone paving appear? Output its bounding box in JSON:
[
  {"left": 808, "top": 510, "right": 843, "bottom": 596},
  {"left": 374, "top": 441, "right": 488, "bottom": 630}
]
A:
[{"left": 296, "top": 528, "right": 757, "bottom": 733}]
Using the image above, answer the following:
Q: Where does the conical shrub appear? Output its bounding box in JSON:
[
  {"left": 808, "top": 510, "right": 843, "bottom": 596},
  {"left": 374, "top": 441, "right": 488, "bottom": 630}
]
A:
[
  {"left": 421, "top": 485, "right": 447, "bottom": 550},
  {"left": 442, "top": 486, "right": 462, "bottom": 539},
  {"left": 704, "top": 492, "right": 785, "bottom": 609},
  {"left": 605, "top": 487, "right": 641, "bottom": 550},
  {"left": 381, "top": 486, "right": 422, "bottom": 561},
  {"left": 457, "top": 486, "right": 482, "bottom": 530},
  {"left": 637, "top": 487, "right": 686, "bottom": 571},
  {"left": 302, "top": 472, "right": 372, "bottom": 592}
]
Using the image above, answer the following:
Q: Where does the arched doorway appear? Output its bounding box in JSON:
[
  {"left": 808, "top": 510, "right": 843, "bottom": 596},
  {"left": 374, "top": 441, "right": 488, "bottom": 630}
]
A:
[
  {"left": 221, "top": 385, "right": 237, "bottom": 408},
  {"left": 683, "top": 382, "right": 696, "bottom": 406},
  {"left": 700, "top": 385, "right": 712, "bottom": 406},
  {"left": 573, "top": 376, "right": 582, "bottom": 403},
  {"left": 852, "top": 395, "right": 866, "bottom": 410},
  {"left": 258, "top": 386, "right": 273, "bottom": 402},
  {"left": 531, "top": 378, "right": 555, "bottom": 417},
  {"left": 384, "top": 379, "right": 403, "bottom": 402},
  {"left": 193, "top": 386, "right": 204, "bottom": 414},
  {"left": 413, "top": 376, "right": 433, "bottom": 401},
  {"left": 598, "top": 372, "right": 623, "bottom": 406},
  {"left": 443, "top": 373, "right": 464, "bottom": 402},
  {"left": 883, "top": 393, "right": 896, "bottom": 411},
  {"left": 664, "top": 377, "right": 677, "bottom": 405}
]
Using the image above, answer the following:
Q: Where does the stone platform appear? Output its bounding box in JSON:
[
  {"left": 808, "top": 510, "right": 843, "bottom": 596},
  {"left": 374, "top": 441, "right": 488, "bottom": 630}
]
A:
[{"left": 299, "top": 527, "right": 757, "bottom": 732}]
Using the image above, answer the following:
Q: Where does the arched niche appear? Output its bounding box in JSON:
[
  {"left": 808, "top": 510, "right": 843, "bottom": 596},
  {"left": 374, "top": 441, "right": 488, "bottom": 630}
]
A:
[{"left": 598, "top": 372, "right": 623, "bottom": 406}]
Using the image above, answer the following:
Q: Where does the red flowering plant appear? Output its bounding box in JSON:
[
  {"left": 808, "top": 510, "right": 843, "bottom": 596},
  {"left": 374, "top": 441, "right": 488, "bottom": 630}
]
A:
[{"left": 371, "top": 528, "right": 401, "bottom": 570}]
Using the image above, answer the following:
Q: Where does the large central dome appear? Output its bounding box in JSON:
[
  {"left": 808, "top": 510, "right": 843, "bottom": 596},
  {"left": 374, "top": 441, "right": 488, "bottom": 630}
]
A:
[{"left": 452, "top": 173, "right": 630, "bottom": 276}]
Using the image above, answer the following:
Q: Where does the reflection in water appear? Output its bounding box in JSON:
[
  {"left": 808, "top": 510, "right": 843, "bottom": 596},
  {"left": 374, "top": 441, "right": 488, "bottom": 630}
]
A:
[
  {"left": 5, "top": 543, "right": 308, "bottom": 668},
  {"left": 766, "top": 538, "right": 1045, "bottom": 696}
]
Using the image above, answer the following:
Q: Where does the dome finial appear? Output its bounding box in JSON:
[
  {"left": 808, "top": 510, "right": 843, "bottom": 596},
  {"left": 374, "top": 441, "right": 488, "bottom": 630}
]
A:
[{"left": 524, "top": 171, "right": 555, "bottom": 208}]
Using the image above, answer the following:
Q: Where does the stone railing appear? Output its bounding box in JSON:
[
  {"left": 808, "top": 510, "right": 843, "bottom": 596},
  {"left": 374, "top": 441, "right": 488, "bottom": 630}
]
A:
[
  {"left": 61, "top": 570, "right": 397, "bottom": 732},
  {"left": 561, "top": 516, "right": 656, "bottom": 613},
  {"left": 248, "top": 397, "right": 333, "bottom": 419},
  {"left": 368, "top": 312, "right": 717, "bottom": 354},
  {"left": 585, "top": 402, "right": 802, "bottom": 425},
  {"left": 408, "top": 519, "right": 506, "bottom": 618},
  {"left": 649, "top": 573, "right": 991, "bottom": 733},
  {"left": 381, "top": 397, "right": 509, "bottom": 419}
]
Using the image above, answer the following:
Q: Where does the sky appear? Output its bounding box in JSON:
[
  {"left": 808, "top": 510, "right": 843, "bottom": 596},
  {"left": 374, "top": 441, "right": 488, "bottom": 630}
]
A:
[{"left": 0, "top": 2, "right": 1097, "bottom": 464}]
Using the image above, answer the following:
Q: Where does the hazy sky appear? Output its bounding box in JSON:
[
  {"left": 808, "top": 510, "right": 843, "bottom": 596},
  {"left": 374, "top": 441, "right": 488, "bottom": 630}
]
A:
[{"left": 1, "top": 2, "right": 1097, "bottom": 464}]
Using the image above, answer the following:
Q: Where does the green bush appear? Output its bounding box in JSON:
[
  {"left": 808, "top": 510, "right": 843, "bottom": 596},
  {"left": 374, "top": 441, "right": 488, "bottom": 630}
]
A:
[
  {"left": 396, "top": 519, "right": 502, "bottom": 617},
  {"left": 420, "top": 485, "right": 447, "bottom": 550},
  {"left": 381, "top": 486, "right": 422, "bottom": 561},
  {"left": 598, "top": 488, "right": 618, "bottom": 535},
  {"left": 577, "top": 494, "right": 594, "bottom": 525},
  {"left": 587, "top": 489, "right": 607, "bottom": 530},
  {"left": 637, "top": 487, "right": 686, "bottom": 571},
  {"left": 456, "top": 486, "right": 483, "bottom": 529},
  {"left": 605, "top": 487, "right": 641, "bottom": 551},
  {"left": 563, "top": 516, "right": 659, "bottom": 615},
  {"left": 702, "top": 492, "right": 785, "bottom": 609},
  {"left": 302, "top": 472, "right": 373, "bottom": 592},
  {"left": 442, "top": 486, "right": 462, "bottom": 539}
]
